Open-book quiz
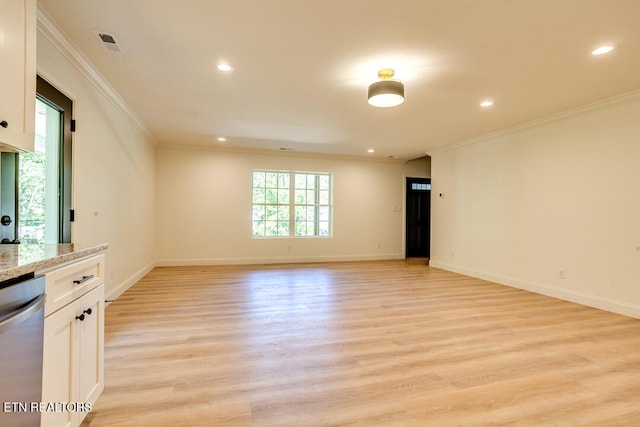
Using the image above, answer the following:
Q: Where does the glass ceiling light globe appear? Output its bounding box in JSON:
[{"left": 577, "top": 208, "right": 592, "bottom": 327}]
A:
[{"left": 368, "top": 69, "right": 404, "bottom": 108}]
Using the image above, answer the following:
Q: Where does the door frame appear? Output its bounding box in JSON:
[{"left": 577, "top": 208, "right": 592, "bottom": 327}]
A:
[{"left": 36, "top": 75, "right": 73, "bottom": 243}]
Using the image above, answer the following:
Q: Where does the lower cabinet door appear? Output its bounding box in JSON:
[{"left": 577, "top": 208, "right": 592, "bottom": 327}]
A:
[
  {"left": 41, "top": 299, "right": 80, "bottom": 427},
  {"left": 77, "top": 285, "right": 104, "bottom": 406},
  {"left": 41, "top": 284, "right": 104, "bottom": 427}
]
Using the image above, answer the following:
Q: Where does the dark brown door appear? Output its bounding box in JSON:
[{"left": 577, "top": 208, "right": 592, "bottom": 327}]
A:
[{"left": 406, "top": 178, "right": 431, "bottom": 258}]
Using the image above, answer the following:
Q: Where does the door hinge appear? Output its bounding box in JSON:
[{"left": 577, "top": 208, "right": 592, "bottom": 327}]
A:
[
  {"left": 70, "top": 120, "right": 76, "bottom": 132},
  {"left": 70, "top": 210, "right": 75, "bottom": 222}
]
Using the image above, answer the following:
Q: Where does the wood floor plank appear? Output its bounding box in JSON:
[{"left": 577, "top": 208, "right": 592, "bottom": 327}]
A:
[{"left": 81, "top": 260, "right": 640, "bottom": 426}]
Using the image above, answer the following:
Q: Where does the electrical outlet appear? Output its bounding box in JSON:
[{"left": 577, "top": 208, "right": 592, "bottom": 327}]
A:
[
  {"left": 376, "top": 242, "right": 381, "bottom": 249},
  {"left": 558, "top": 269, "right": 566, "bottom": 279},
  {"left": 287, "top": 245, "right": 292, "bottom": 252}
]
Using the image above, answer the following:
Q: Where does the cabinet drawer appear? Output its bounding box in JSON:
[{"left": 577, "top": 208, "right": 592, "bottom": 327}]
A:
[{"left": 44, "top": 254, "right": 104, "bottom": 316}]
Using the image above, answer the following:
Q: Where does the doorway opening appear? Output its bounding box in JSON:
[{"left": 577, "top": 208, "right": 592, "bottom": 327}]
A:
[
  {"left": 405, "top": 177, "right": 431, "bottom": 259},
  {"left": 19, "top": 76, "right": 73, "bottom": 243}
]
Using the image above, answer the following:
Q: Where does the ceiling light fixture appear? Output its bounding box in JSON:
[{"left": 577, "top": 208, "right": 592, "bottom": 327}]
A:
[
  {"left": 368, "top": 69, "right": 404, "bottom": 108},
  {"left": 217, "top": 63, "right": 233, "bottom": 71},
  {"left": 480, "top": 100, "right": 494, "bottom": 108},
  {"left": 368, "top": 149, "right": 375, "bottom": 153},
  {"left": 592, "top": 45, "right": 614, "bottom": 56},
  {"left": 217, "top": 137, "right": 227, "bottom": 142}
]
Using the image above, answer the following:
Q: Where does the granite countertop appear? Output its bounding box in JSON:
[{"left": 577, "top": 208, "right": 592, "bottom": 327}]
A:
[{"left": 0, "top": 243, "right": 108, "bottom": 282}]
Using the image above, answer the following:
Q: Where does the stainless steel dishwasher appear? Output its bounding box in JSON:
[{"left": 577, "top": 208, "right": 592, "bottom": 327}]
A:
[{"left": 0, "top": 273, "right": 46, "bottom": 427}]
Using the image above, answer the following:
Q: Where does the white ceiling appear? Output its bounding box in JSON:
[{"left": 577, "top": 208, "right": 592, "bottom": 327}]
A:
[{"left": 37, "top": 0, "right": 640, "bottom": 160}]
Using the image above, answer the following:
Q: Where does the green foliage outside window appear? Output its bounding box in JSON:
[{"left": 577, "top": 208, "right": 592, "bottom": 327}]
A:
[
  {"left": 18, "top": 151, "right": 47, "bottom": 243},
  {"left": 252, "top": 170, "right": 331, "bottom": 238}
]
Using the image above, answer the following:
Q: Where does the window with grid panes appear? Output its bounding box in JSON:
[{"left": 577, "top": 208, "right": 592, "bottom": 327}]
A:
[{"left": 252, "top": 170, "right": 332, "bottom": 237}]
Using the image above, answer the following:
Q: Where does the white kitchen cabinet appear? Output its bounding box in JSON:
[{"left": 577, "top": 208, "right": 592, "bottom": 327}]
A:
[
  {"left": 0, "top": 0, "right": 36, "bottom": 152},
  {"left": 44, "top": 254, "right": 104, "bottom": 317},
  {"left": 76, "top": 285, "right": 104, "bottom": 407},
  {"left": 41, "top": 257, "right": 105, "bottom": 427}
]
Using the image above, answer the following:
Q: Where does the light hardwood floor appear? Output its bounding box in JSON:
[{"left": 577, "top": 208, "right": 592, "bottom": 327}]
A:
[{"left": 81, "top": 260, "right": 640, "bottom": 426}]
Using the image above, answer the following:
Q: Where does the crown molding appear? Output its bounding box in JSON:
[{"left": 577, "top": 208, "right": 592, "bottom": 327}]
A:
[
  {"left": 157, "top": 141, "right": 407, "bottom": 164},
  {"left": 36, "top": 7, "right": 158, "bottom": 144},
  {"left": 428, "top": 89, "right": 640, "bottom": 155}
]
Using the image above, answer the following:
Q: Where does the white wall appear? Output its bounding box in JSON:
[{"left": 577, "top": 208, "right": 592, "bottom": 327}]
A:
[
  {"left": 430, "top": 92, "right": 640, "bottom": 318},
  {"left": 37, "top": 29, "right": 157, "bottom": 299},
  {"left": 156, "top": 146, "right": 407, "bottom": 264}
]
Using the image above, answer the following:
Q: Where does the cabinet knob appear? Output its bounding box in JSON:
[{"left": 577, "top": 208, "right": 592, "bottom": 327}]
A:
[
  {"left": 0, "top": 121, "right": 7, "bottom": 128},
  {"left": 76, "top": 314, "right": 85, "bottom": 321},
  {"left": 83, "top": 308, "right": 92, "bottom": 316}
]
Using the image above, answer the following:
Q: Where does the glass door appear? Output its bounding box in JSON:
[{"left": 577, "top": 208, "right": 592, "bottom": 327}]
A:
[{"left": 17, "top": 98, "right": 61, "bottom": 243}]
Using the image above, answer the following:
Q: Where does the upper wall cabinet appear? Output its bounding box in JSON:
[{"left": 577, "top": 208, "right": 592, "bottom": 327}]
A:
[{"left": 0, "top": 0, "right": 36, "bottom": 152}]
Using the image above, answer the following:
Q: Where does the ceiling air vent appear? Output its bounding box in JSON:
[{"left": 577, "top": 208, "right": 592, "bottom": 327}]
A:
[{"left": 93, "top": 31, "right": 123, "bottom": 53}]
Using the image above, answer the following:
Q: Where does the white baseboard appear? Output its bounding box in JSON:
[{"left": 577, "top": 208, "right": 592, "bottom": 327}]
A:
[
  {"left": 156, "top": 253, "right": 404, "bottom": 267},
  {"left": 106, "top": 260, "right": 156, "bottom": 303},
  {"left": 429, "top": 260, "right": 640, "bottom": 320}
]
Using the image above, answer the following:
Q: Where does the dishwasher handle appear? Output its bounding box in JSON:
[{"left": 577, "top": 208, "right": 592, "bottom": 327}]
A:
[{"left": 0, "top": 294, "right": 46, "bottom": 335}]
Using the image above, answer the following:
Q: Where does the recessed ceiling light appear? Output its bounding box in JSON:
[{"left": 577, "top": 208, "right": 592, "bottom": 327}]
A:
[
  {"left": 592, "top": 45, "right": 614, "bottom": 56},
  {"left": 217, "top": 137, "right": 226, "bottom": 142},
  {"left": 480, "top": 100, "right": 494, "bottom": 108},
  {"left": 368, "top": 149, "right": 375, "bottom": 153},
  {"left": 217, "top": 63, "right": 233, "bottom": 71}
]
